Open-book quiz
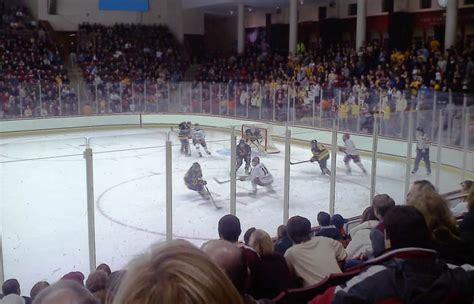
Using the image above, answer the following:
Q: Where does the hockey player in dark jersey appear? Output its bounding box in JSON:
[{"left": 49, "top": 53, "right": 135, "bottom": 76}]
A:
[
  {"left": 244, "top": 127, "right": 263, "bottom": 144},
  {"left": 310, "top": 139, "right": 331, "bottom": 175},
  {"left": 236, "top": 139, "right": 252, "bottom": 175},
  {"left": 178, "top": 121, "right": 191, "bottom": 155},
  {"left": 184, "top": 162, "right": 209, "bottom": 199}
]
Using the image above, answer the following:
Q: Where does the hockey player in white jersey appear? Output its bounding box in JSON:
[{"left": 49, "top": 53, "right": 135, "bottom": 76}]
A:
[
  {"left": 192, "top": 124, "right": 211, "bottom": 157},
  {"left": 240, "top": 156, "right": 274, "bottom": 196},
  {"left": 342, "top": 133, "right": 367, "bottom": 174}
]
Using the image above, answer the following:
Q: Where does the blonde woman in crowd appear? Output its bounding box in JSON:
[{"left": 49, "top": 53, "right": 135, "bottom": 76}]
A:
[
  {"left": 113, "top": 239, "right": 243, "bottom": 304},
  {"left": 406, "top": 180, "right": 474, "bottom": 265}
]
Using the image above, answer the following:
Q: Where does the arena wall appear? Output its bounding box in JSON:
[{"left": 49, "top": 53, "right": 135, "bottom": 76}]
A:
[
  {"left": 1, "top": 114, "right": 473, "bottom": 176},
  {"left": 21, "top": 0, "right": 204, "bottom": 36}
]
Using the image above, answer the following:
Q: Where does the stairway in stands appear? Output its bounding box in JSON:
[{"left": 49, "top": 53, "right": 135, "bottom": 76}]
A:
[{"left": 184, "top": 64, "right": 202, "bottom": 81}]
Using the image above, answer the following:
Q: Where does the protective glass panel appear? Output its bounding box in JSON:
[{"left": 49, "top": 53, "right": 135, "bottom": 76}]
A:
[
  {"left": 1, "top": 137, "right": 88, "bottom": 292},
  {"left": 172, "top": 124, "right": 231, "bottom": 246},
  {"left": 89, "top": 130, "right": 168, "bottom": 268},
  {"left": 289, "top": 126, "right": 332, "bottom": 224}
]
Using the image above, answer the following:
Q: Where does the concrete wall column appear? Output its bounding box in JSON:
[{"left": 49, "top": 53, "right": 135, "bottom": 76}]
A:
[
  {"left": 289, "top": 0, "right": 298, "bottom": 54},
  {"left": 237, "top": 4, "right": 245, "bottom": 54},
  {"left": 356, "top": 0, "right": 367, "bottom": 51},
  {"left": 444, "top": 0, "right": 458, "bottom": 49}
]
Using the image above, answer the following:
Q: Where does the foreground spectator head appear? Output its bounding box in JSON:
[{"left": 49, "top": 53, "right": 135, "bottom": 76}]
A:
[
  {"left": 105, "top": 271, "right": 126, "bottom": 304},
  {"left": 372, "top": 194, "right": 396, "bottom": 220},
  {"left": 96, "top": 263, "right": 112, "bottom": 276},
  {"left": 61, "top": 271, "right": 85, "bottom": 286},
  {"left": 30, "top": 281, "right": 49, "bottom": 301},
  {"left": 243, "top": 227, "right": 256, "bottom": 245},
  {"left": 249, "top": 229, "right": 274, "bottom": 257},
  {"left": 218, "top": 214, "right": 242, "bottom": 243},
  {"left": 201, "top": 239, "right": 248, "bottom": 295},
  {"left": 287, "top": 216, "right": 312, "bottom": 244},
  {"left": 317, "top": 211, "right": 331, "bottom": 226},
  {"left": 114, "top": 239, "right": 243, "bottom": 304},
  {"left": 384, "top": 205, "right": 432, "bottom": 249},
  {"left": 32, "top": 280, "right": 98, "bottom": 304},
  {"left": 406, "top": 180, "right": 436, "bottom": 205},
  {"left": 86, "top": 271, "right": 108, "bottom": 303},
  {"left": 2, "top": 279, "right": 20, "bottom": 296}
]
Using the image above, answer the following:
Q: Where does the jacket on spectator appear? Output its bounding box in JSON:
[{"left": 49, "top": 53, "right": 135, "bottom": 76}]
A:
[
  {"left": 459, "top": 211, "right": 474, "bottom": 243},
  {"left": 345, "top": 220, "right": 378, "bottom": 259},
  {"left": 274, "top": 236, "right": 292, "bottom": 256},
  {"left": 250, "top": 254, "right": 290, "bottom": 300},
  {"left": 431, "top": 227, "right": 474, "bottom": 265},
  {"left": 310, "top": 248, "right": 474, "bottom": 304},
  {"left": 369, "top": 222, "right": 385, "bottom": 257},
  {"left": 315, "top": 225, "right": 340, "bottom": 241},
  {"left": 0, "top": 294, "right": 25, "bottom": 304}
]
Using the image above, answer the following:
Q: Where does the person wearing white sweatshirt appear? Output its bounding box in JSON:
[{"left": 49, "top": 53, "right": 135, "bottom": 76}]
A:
[{"left": 345, "top": 207, "right": 379, "bottom": 259}]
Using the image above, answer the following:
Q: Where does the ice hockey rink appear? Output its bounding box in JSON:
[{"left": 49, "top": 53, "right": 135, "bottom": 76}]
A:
[{"left": 0, "top": 127, "right": 463, "bottom": 291}]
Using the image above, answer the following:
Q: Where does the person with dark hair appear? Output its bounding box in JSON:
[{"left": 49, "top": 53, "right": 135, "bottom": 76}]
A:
[
  {"left": 274, "top": 225, "right": 292, "bottom": 256},
  {"left": 218, "top": 214, "right": 260, "bottom": 294},
  {"left": 310, "top": 206, "right": 474, "bottom": 304},
  {"left": 104, "top": 271, "right": 126, "bottom": 304},
  {"left": 86, "top": 271, "right": 108, "bottom": 303},
  {"left": 332, "top": 214, "right": 350, "bottom": 246},
  {"left": 315, "top": 211, "right": 340, "bottom": 240},
  {"left": 30, "top": 282, "right": 49, "bottom": 302},
  {"left": 96, "top": 263, "right": 112, "bottom": 276},
  {"left": 1, "top": 279, "right": 26, "bottom": 304},
  {"left": 370, "top": 194, "right": 395, "bottom": 257},
  {"left": 412, "top": 127, "right": 432, "bottom": 175},
  {"left": 32, "top": 280, "right": 98, "bottom": 304},
  {"left": 244, "top": 227, "right": 256, "bottom": 245},
  {"left": 284, "top": 216, "right": 346, "bottom": 287}
]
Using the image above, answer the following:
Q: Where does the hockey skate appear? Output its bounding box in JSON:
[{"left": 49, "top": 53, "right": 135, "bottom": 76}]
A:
[
  {"left": 198, "top": 152, "right": 203, "bottom": 157},
  {"left": 205, "top": 150, "right": 211, "bottom": 155},
  {"left": 362, "top": 168, "right": 367, "bottom": 174}
]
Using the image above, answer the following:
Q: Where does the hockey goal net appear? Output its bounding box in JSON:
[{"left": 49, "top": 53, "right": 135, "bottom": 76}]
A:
[{"left": 241, "top": 124, "right": 280, "bottom": 154}]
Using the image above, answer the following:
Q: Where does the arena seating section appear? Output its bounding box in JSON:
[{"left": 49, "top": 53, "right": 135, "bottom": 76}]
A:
[{"left": 1, "top": 5, "right": 474, "bottom": 303}]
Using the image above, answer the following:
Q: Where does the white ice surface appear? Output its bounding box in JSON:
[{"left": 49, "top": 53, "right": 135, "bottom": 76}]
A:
[{"left": 0, "top": 127, "right": 462, "bottom": 294}]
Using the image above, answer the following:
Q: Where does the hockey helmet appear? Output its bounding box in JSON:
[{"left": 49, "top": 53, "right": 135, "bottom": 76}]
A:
[
  {"left": 416, "top": 127, "right": 424, "bottom": 133},
  {"left": 342, "top": 133, "right": 350, "bottom": 141},
  {"left": 251, "top": 156, "right": 260, "bottom": 166},
  {"left": 239, "top": 138, "right": 245, "bottom": 145},
  {"left": 311, "top": 139, "right": 318, "bottom": 145}
]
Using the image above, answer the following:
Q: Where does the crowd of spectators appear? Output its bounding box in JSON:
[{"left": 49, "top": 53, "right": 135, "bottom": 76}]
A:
[
  {"left": 77, "top": 23, "right": 187, "bottom": 84},
  {"left": 198, "top": 41, "right": 474, "bottom": 93},
  {"left": 2, "top": 180, "right": 474, "bottom": 304},
  {"left": 0, "top": 3, "right": 36, "bottom": 30},
  {"left": 0, "top": 3, "right": 73, "bottom": 119}
]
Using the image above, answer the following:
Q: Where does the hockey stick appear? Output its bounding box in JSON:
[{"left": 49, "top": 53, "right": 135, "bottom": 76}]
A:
[
  {"left": 205, "top": 186, "right": 222, "bottom": 209},
  {"left": 213, "top": 176, "right": 247, "bottom": 184},
  {"left": 289, "top": 160, "right": 312, "bottom": 165},
  {"left": 213, "top": 177, "right": 230, "bottom": 184}
]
